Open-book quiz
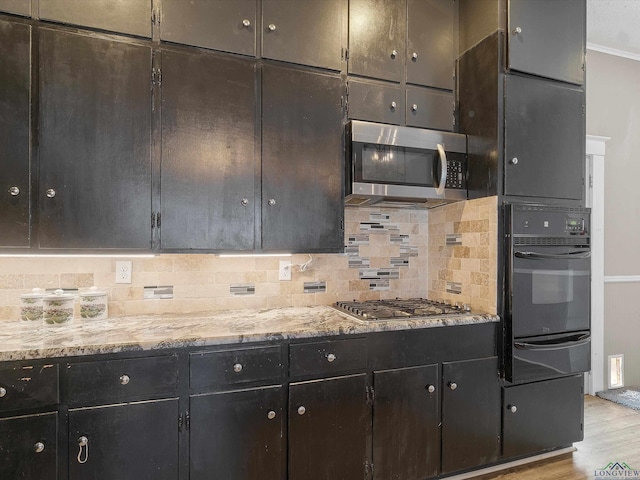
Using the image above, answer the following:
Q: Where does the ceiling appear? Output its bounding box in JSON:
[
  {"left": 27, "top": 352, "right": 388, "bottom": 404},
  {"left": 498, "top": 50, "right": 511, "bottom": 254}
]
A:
[{"left": 587, "top": 0, "right": 640, "bottom": 57}]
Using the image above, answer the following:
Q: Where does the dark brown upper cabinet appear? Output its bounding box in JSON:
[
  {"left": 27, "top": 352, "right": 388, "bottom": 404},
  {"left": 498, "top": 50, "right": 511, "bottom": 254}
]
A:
[
  {"left": 262, "top": 0, "right": 344, "bottom": 71},
  {"left": 0, "top": 17, "right": 31, "bottom": 247},
  {"left": 0, "top": 0, "right": 30, "bottom": 16},
  {"left": 160, "top": 0, "right": 257, "bottom": 56},
  {"left": 261, "top": 63, "right": 344, "bottom": 253},
  {"left": 39, "top": 0, "right": 151, "bottom": 38},
  {"left": 507, "top": 0, "right": 585, "bottom": 85},
  {"left": 160, "top": 49, "right": 257, "bottom": 251},
  {"left": 38, "top": 29, "right": 153, "bottom": 250}
]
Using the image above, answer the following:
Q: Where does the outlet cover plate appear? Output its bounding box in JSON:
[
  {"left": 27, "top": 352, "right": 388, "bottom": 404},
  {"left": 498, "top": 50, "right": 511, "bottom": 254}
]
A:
[
  {"left": 279, "top": 260, "right": 292, "bottom": 281},
  {"left": 115, "top": 261, "right": 132, "bottom": 284}
]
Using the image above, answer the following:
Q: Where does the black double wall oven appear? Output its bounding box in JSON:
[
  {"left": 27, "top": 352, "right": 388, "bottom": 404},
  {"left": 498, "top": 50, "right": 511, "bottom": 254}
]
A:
[{"left": 505, "top": 204, "right": 591, "bottom": 384}]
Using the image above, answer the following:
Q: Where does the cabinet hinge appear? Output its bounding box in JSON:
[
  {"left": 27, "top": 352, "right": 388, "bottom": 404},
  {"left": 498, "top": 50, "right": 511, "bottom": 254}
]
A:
[
  {"left": 152, "top": 67, "right": 162, "bottom": 86},
  {"left": 186, "top": 411, "right": 190, "bottom": 430},
  {"left": 589, "top": 174, "right": 593, "bottom": 188},
  {"left": 152, "top": 10, "right": 160, "bottom": 25},
  {"left": 344, "top": 47, "right": 349, "bottom": 61},
  {"left": 366, "top": 385, "right": 375, "bottom": 405},
  {"left": 364, "top": 460, "right": 374, "bottom": 479},
  {"left": 151, "top": 212, "right": 162, "bottom": 229},
  {"left": 156, "top": 212, "right": 161, "bottom": 228},
  {"left": 178, "top": 413, "right": 183, "bottom": 431}
]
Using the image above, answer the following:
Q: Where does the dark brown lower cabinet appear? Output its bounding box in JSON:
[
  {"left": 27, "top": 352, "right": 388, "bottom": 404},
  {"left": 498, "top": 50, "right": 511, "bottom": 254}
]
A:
[
  {"left": 441, "top": 357, "right": 501, "bottom": 475},
  {"left": 288, "top": 374, "right": 369, "bottom": 480},
  {"left": 0, "top": 412, "right": 58, "bottom": 480},
  {"left": 190, "top": 385, "right": 284, "bottom": 480},
  {"left": 503, "top": 374, "right": 584, "bottom": 459},
  {"left": 373, "top": 365, "right": 440, "bottom": 480},
  {"left": 68, "top": 399, "right": 179, "bottom": 480}
]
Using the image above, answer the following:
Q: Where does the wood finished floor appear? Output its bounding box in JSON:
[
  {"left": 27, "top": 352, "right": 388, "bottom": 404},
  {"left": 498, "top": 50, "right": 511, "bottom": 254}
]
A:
[{"left": 476, "top": 395, "right": 640, "bottom": 480}]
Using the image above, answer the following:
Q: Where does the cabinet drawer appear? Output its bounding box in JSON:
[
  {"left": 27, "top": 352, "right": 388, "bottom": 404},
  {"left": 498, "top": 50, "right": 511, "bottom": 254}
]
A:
[
  {"left": 0, "top": 363, "right": 59, "bottom": 412},
  {"left": 289, "top": 338, "right": 367, "bottom": 377},
  {"left": 66, "top": 355, "right": 178, "bottom": 405},
  {"left": 190, "top": 345, "right": 283, "bottom": 390}
]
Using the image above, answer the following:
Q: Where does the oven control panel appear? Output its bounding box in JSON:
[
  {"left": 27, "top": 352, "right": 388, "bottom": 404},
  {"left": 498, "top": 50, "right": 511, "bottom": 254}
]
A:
[
  {"left": 511, "top": 205, "right": 590, "bottom": 237},
  {"left": 565, "top": 217, "right": 586, "bottom": 233}
]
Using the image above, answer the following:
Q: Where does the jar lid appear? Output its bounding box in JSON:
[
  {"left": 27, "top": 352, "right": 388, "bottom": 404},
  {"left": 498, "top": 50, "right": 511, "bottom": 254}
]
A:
[
  {"left": 79, "top": 286, "right": 107, "bottom": 298},
  {"left": 43, "top": 289, "right": 75, "bottom": 301},
  {"left": 20, "top": 287, "right": 47, "bottom": 299}
]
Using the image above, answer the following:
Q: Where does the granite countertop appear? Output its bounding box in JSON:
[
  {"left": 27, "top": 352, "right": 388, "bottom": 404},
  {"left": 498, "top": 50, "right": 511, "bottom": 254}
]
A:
[{"left": 1, "top": 306, "right": 499, "bottom": 362}]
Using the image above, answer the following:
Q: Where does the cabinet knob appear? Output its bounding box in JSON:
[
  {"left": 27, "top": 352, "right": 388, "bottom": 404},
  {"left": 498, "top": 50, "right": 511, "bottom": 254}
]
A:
[
  {"left": 34, "top": 442, "right": 45, "bottom": 453},
  {"left": 390, "top": 49, "right": 397, "bottom": 58},
  {"left": 297, "top": 406, "right": 306, "bottom": 415},
  {"left": 267, "top": 410, "right": 277, "bottom": 420},
  {"left": 390, "top": 101, "right": 397, "bottom": 110},
  {"left": 77, "top": 436, "right": 89, "bottom": 464},
  {"left": 326, "top": 353, "right": 336, "bottom": 363},
  {"left": 233, "top": 363, "right": 243, "bottom": 373},
  {"left": 8, "top": 186, "right": 20, "bottom": 196},
  {"left": 119, "top": 374, "right": 130, "bottom": 385},
  {"left": 268, "top": 23, "right": 277, "bottom": 31},
  {"left": 427, "top": 384, "right": 436, "bottom": 394},
  {"left": 242, "top": 19, "right": 251, "bottom": 28},
  {"left": 241, "top": 198, "right": 249, "bottom": 207},
  {"left": 448, "top": 382, "right": 457, "bottom": 390},
  {"left": 508, "top": 404, "right": 517, "bottom": 413},
  {"left": 0, "top": 386, "right": 6, "bottom": 397},
  {"left": 513, "top": 26, "right": 522, "bottom": 35},
  {"left": 268, "top": 198, "right": 277, "bottom": 207},
  {"left": 412, "top": 52, "right": 418, "bottom": 61},
  {"left": 46, "top": 188, "right": 56, "bottom": 198},
  {"left": 411, "top": 104, "right": 418, "bottom": 112},
  {"left": 510, "top": 157, "right": 519, "bottom": 165}
]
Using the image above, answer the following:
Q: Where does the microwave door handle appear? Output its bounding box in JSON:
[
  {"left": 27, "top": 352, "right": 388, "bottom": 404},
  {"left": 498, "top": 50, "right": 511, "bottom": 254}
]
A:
[
  {"left": 436, "top": 143, "right": 447, "bottom": 195},
  {"left": 514, "top": 333, "right": 591, "bottom": 351},
  {"left": 514, "top": 251, "right": 591, "bottom": 260}
]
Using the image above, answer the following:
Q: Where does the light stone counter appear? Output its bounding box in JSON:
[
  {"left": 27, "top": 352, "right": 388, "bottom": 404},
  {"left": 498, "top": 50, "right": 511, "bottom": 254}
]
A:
[{"left": 1, "top": 306, "right": 499, "bottom": 362}]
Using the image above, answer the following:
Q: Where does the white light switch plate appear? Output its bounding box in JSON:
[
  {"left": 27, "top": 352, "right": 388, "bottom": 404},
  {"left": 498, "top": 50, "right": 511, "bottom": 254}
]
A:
[
  {"left": 115, "top": 261, "right": 132, "bottom": 284},
  {"left": 279, "top": 260, "right": 292, "bottom": 281}
]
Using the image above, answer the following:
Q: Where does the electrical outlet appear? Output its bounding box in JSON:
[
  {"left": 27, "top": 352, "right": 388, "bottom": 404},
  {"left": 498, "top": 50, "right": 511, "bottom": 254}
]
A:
[
  {"left": 279, "top": 260, "right": 292, "bottom": 281},
  {"left": 115, "top": 261, "right": 132, "bottom": 284}
]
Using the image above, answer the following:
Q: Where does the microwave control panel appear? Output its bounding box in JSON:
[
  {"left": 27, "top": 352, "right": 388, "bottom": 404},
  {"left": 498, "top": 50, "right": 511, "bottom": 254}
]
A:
[{"left": 445, "top": 159, "right": 466, "bottom": 189}]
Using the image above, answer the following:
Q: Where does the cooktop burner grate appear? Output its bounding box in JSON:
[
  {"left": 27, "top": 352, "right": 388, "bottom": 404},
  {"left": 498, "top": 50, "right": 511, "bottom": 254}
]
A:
[{"left": 334, "top": 298, "right": 471, "bottom": 321}]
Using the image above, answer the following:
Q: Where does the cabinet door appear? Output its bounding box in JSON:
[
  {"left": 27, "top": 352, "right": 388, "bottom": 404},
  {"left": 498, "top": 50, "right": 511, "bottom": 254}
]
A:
[
  {"left": 407, "top": 0, "right": 455, "bottom": 90},
  {"left": 373, "top": 365, "right": 439, "bottom": 480},
  {"left": 0, "top": 412, "right": 57, "bottom": 480},
  {"left": 348, "top": 0, "right": 404, "bottom": 82},
  {"left": 0, "top": 0, "right": 30, "bottom": 16},
  {"left": 262, "top": 0, "right": 343, "bottom": 70},
  {"left": 161, "top": 50, "right": 257, "bottom": 251},
  {"left": 160, "top": 0, "right": 256, "bottom": 56},
  {"left": 508, "top": 0, "right": 585, "bottom": 85},
  {"left": 39, "top": 0, "right": 151, "bottom": 38},
  {"left": 190, "top": 386, "right": 283, "bottom": 480},
  {"left": 39, "top": 29, "right": 152, "bottom": 250},
  {"left": 441, "top": 357, "right": 500, "bottom": 475},
  {"left": 289, "top": 374, "right": 369, "bottom": 480},
  {"left": 504, "top": 75, "right": 585, "bottom": 200},
  {"left": 406, "top": 86, "right": 454, "bottom": 131},
  {"left": 503, "top": 375, "right": 584, "bottom": 459},
  {"left": 68, "top": 399, "right": 179, "bottom": 480},
  {"left": 0, "top": 19, "right": 30, "bottom": 247},
  {"left": 348, "top": 79, "right": 404, "bottom": 125},
  {"left": 261, "top": 64, "right": 344, "bottom": 253}
]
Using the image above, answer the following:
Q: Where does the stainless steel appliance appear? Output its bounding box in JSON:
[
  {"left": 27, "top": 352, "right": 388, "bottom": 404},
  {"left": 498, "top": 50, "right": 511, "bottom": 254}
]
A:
[
  {"left": 345, "top": 120, "right": 467, "bottom": 208},
  {"left": 334, "top": 298, "right": 471, "bottom": 321},
  {"left": 505, "top": 204, "right": 591, "bottom": 383}
]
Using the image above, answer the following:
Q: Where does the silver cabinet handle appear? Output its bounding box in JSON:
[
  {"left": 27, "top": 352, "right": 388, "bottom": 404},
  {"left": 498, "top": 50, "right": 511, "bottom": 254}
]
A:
[
  {"left": 391, "top": 49, "right": 397, "bottom": 58},
  {"left": 412, "top": 52, "right": 418, "bottom": 60},
  {"left": 268, "top": 23, "right": 276, "bottom": 31},
  {"left": 34, "top": 442, "right": 45, "bottom": 453},
  {"left": 513, "top": 26, "right": 522, "bottom": 35},
  {"left": 411, "top": 104, "right": 418, "bottom": 112},
  {"left": 297, "top": 406, "right": 306, "bottom": 415},
  {"left": 119, "top": 374, "right": 130, "bottom": 385},
  {"left": 241, "top": 198, "right": 249, "bottom": 206},
  {"left": 448, "top": 382, "right": 457, "bottom": 390},
  {"left": 326, "top": 353, "right": 336, "bottom": 363},
  {"left": 8, "top": 186, "right": 20, "bottom": 196},
  {"left": 427, "top": 384, "right": 435, "bottom": 393},
  {"left": 46, "top": 189, "right": 56, "bottom": 198},
  {"left": 233, "top": 363, "right": 243, "bottom": 373},
  {"left": 390, "top": 101, "right": 397, "bottom": 110},
  {"left": 435, "top": 143, "right": 447, "bottom": 196},
  {"left": 267, "top": 410, "right": 276, "bottom": 420},
  {"left": 0, "top": 386, "right": 6, "bottom": 397},
  {"left": 508, "top": 404, "right": 517, "bottom": 413},
  {"left": 77, "top": 436, "right": 89, "bottom": 464},
  {"left": 268, "top": 198, "right": 276, "bottom": 206},
  {"left": 510, "top": 157, "right": 519, "bottom": 165},
  {"left": 242, "top": 19, "right": 251, "bottom": 28}
]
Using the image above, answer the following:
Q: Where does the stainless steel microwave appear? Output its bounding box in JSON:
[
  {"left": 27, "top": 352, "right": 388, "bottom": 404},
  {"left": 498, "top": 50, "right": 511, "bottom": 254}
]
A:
[{"left": 345, "top": 120, "right": 468, "bottom": 208}]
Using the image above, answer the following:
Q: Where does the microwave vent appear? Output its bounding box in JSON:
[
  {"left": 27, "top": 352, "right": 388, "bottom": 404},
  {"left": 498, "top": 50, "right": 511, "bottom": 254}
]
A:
[{"left": 513, "top": 236, "right": 590, "bottom": 246}]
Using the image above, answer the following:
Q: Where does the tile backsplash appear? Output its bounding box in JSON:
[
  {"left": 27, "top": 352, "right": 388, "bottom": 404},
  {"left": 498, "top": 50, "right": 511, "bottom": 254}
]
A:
[{"left": 0, "top": 207, "right": 430, "bottom": 322}]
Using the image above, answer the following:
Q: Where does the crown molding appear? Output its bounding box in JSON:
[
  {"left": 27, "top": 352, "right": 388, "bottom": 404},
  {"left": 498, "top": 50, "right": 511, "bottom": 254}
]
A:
[{"left": 587, "top": 42, "right": 640, "bottom": 62}]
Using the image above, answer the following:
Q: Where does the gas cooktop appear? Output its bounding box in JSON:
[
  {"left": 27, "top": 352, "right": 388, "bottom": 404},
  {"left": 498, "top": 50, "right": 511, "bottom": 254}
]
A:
[{"left": 334, "top": 298, "right": 472, "bottom": 321}]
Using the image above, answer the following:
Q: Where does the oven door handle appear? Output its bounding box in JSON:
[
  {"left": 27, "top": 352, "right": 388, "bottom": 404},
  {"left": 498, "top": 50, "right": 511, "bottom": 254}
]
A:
[
  {"left": 514, "top": 251, "right": 591, "bottom": 260},
  {"left": 514, "top": 334, "right": 591, "bottom": 351},
  {"left": 435, "top": 143, "right": 447, "bottom": 196}
]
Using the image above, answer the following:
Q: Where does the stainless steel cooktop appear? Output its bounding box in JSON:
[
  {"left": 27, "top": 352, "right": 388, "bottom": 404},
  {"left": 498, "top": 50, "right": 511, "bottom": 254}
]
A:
[{"left": 334, "top": 298, "right": 471, "bottom": 321}]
